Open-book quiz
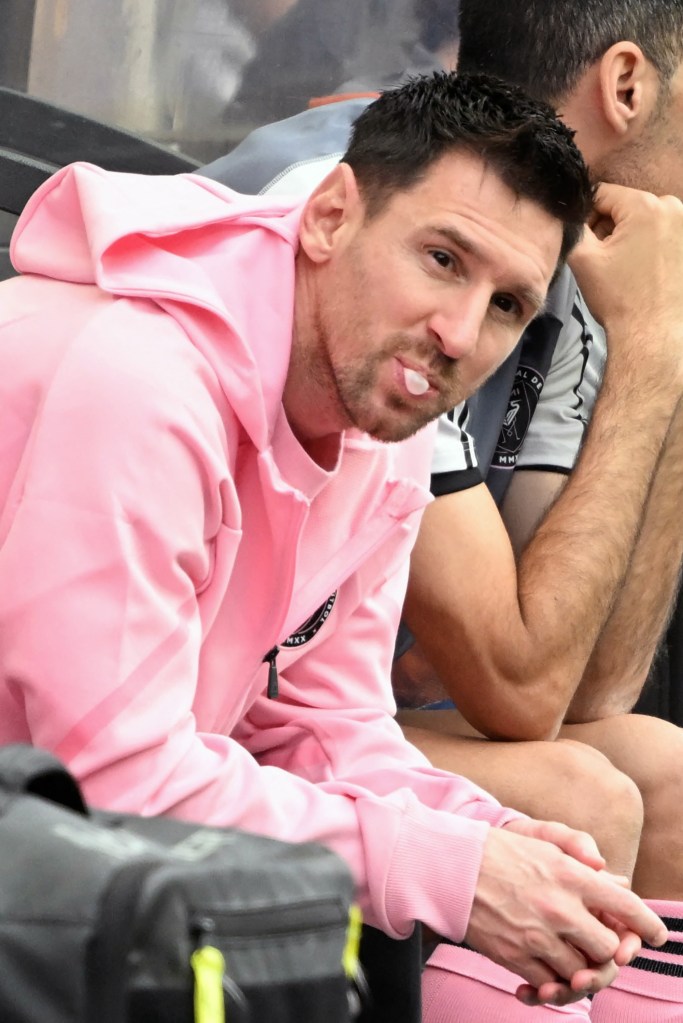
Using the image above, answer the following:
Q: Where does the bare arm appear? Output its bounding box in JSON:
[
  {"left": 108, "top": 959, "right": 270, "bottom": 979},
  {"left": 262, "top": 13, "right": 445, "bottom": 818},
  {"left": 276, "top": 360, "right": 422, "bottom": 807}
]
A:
[
  {"left": 565, "top": 397, "right": 683, "bottom": 720},
  {"left": 403, "top": 185, "right": 683, "bottom": 740},
  {"left": 404, "top": 481, "right": 572, "bottom": 738},
  {"left": 500, "top": 469, "right": 565, "bottom": 556},
  {"left": 496, "top": 442, "right": 683, "bottom": 722}
]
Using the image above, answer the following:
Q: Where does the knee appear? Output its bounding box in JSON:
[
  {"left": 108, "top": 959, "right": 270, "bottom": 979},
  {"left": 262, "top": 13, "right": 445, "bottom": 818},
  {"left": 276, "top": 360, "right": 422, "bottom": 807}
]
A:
[
  {"left": 579, "top": 714, "right": 683, "bottom": 811},
  {"left": 552, "top": 740, "right": 644, "bottom": 851},
  {"left": 619, "top": 715, "right": 683, "bottom": 810}
]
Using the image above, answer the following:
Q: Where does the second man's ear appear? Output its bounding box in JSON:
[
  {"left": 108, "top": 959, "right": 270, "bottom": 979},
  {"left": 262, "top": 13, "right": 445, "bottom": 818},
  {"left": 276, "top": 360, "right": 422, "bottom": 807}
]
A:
[{"left": 598, "top": 41, "right": 653, "bottom": 136}]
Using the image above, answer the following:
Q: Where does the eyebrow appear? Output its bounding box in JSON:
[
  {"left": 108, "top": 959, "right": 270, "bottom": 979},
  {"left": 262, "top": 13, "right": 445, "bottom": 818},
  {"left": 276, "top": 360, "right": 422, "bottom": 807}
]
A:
[{"left": 432, "top": 226, "right": 548, "bottom": 317}]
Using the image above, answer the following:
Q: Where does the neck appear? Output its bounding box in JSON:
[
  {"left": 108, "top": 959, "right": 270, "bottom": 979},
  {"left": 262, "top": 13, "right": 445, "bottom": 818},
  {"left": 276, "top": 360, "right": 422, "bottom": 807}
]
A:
[
  {"left": 284, "top": 258, "right": 350, "bottom": 453},
  {"left": 282, "top": 346, "right": 345, "bottom": 466}
]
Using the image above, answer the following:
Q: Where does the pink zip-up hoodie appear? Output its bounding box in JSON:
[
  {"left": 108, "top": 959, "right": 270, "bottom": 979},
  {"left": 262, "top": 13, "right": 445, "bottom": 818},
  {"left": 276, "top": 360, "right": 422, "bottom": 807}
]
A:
[{"left": 0, "top": 163, "right": 520, "bottom": 941}]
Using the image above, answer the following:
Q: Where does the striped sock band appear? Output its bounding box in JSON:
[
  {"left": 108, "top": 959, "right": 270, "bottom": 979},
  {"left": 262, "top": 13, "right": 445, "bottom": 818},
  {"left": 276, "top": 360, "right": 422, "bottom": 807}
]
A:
[
  {"left": 631, "top": 909, "right": 683, "bottom": 978},
  {"left": 590, "top": 901, "right": 683, "bottom": 1021}
]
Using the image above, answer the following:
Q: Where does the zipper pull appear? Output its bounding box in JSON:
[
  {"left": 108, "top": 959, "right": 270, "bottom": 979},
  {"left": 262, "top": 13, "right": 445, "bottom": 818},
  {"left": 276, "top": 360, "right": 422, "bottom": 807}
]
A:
[
  {"left": 343, "top": 903, "right": 370, "bottom": 1015},
  {"left": 191, "top": 945, "right": 226, "bottom": 1023},
  {"left": 263, "top": 646, "right": 280, "bottom": 699},
  {"left": 192, "top": 917, "right": 249, "bottom": 1023}
]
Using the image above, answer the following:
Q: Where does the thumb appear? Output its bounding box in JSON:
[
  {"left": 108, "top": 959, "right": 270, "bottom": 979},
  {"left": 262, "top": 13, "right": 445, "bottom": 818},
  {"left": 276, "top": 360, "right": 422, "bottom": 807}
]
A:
[{"left": 568, "top": 221, "right": 602, "bottom": 268}]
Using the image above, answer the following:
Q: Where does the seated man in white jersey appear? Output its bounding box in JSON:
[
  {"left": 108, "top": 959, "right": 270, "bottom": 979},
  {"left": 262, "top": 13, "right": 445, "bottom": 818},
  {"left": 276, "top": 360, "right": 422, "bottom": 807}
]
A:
[{"left": 202, "top": 7, "right": 683, "bottom": 1016}]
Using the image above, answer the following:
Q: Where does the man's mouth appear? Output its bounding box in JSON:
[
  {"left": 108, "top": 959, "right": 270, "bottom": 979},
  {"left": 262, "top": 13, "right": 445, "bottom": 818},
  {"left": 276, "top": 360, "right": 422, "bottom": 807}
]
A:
[{"left": 403, "top": 366, "right": 430, "bottom": 396}]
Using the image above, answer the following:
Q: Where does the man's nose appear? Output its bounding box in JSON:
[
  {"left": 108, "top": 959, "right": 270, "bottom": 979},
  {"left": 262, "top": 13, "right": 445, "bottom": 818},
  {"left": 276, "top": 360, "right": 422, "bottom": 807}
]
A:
[{"left": 428, "top": 291, "right": 488, "bottom": 360}]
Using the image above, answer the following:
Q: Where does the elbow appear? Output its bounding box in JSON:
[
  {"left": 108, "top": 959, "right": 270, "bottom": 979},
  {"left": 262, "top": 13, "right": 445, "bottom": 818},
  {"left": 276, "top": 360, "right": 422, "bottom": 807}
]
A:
[
  {"left": 461, "top": 686, "right": 568, "bottom": 743},
  {"left": 425, "top": 647, "right": 579, "bottom": 742},
  {"left": 476, "top": 716, "right": 563, "bottom": 743}
]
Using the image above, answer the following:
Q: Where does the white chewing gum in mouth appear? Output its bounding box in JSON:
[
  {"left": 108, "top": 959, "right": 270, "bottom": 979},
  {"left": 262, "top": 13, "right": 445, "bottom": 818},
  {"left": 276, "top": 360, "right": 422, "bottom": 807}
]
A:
[{"left": 404, "top": 367, "right": 430, "bottom": 396}]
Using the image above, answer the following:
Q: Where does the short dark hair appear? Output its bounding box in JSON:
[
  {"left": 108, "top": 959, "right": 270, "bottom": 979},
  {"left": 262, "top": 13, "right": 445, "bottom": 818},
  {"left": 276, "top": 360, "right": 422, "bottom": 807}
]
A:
[
  {"left": 342, "top": 71, "right": 593, "bottom": 262},
  {"left": 458, "top": 0, "right": 683, "bottom": 105}
]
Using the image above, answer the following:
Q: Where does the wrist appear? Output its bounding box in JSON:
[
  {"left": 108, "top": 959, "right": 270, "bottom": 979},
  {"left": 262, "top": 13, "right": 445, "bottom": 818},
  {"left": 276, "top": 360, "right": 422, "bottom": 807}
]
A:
[{"left": 601, "top": 320, "right": 683, "bottom": 396}]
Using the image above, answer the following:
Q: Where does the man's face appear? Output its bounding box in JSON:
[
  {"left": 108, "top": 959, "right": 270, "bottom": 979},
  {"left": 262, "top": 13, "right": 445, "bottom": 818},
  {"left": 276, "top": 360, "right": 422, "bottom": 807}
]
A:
[
  {"left": 304, "top": 150, "right": 563, "bottom": 443},
  {"left": 593, "top": 60, "right": 683, "bottom": 198}
]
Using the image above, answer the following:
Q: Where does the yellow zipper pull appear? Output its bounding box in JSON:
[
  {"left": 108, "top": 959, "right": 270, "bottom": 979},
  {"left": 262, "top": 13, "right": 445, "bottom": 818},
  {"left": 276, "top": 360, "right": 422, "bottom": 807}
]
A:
[
  {"left": 342, "top": 903, "right": 363, "bottom": 981},
  {"left": 191, "top": 945, "right": 226, "bottom": 1023}
]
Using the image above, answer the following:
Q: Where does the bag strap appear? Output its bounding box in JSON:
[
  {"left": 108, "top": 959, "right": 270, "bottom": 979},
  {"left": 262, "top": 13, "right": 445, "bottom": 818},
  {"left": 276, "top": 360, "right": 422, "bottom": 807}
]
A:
[{"left": 0, "top": 743, "right": 88, "bottom": 815}]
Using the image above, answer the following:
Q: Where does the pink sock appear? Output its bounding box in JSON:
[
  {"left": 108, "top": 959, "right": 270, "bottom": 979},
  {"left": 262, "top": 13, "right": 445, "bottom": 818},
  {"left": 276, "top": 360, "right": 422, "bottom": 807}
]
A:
[
  {"left": 590, "top": 899, "right": 683, "bottom": 1022},
  {"left": 422, "top": 943, "right": 592, "bottom": 1022}
]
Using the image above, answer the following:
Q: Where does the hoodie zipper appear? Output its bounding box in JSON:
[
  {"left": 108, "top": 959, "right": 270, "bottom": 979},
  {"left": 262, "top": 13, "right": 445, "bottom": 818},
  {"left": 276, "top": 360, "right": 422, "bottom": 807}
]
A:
[
  {"left": 262, "top": 646, "right": 280, "bottom": 699},
  {"left": 260, "top": 499, "right": 410, "bottom": 703},
  {"left": 258, "top": 467, "right": 428, "bottom": 704}
]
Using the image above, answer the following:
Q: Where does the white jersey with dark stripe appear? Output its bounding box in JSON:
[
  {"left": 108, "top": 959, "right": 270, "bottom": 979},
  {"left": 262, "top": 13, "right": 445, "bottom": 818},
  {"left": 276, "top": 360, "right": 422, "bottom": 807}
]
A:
[
  {"left": 201, "top": 99, "right": 606, "bottom": 507},
  {"left": 432, "top": 284, "right": 605, "bottom": 504}
]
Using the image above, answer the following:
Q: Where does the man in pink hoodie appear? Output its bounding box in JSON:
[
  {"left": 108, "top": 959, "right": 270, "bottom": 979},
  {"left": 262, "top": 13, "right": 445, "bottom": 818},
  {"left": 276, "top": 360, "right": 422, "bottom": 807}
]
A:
[{"left": 0, "top": 72, "right": 670, "bottom": 1016}]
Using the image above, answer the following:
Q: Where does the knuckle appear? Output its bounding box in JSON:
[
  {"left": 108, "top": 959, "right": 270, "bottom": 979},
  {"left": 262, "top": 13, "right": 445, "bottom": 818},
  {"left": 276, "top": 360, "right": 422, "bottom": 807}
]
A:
[
  {"left": 524, "top": 927, "right": 551, "bottom": 958},
  {"left": 638, "top": 190, "right": 659, "bottom": 212},
  {"left": 555, "top": 858, "right": 583, "bottom": 887},
  {"left": 660, "top": 194, "right": 683, "bottom": 213},
  {"left": 592, "top": 931, "right": 621, "bottom": 963},
  {"left": 536, "top": 895, "right": 575, "bottom": 934}
]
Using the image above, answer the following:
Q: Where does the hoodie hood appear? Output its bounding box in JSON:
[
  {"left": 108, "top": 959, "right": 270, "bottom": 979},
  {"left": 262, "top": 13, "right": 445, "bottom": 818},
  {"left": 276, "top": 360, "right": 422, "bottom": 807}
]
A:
[{"left": 10, "top": 162, "right": 304, "bottom": 449}]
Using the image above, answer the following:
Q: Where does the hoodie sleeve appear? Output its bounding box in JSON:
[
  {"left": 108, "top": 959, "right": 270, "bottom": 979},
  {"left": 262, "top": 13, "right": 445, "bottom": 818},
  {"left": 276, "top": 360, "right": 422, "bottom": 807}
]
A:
[
  {"left": 232, "top": 522, "right": 523, "bottom": 941},
  {"left": 0, "top": 286, "right": 520, "bottom": 943}
]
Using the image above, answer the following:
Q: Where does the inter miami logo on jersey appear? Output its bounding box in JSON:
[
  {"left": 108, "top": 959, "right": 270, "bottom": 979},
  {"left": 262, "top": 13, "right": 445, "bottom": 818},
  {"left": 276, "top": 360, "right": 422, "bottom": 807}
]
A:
[
  {"left": 281, "top": 592, "right": 338, "bottom": 648},
  {"left": 492, "top": 364, "right": 545, "bottom": 469}
]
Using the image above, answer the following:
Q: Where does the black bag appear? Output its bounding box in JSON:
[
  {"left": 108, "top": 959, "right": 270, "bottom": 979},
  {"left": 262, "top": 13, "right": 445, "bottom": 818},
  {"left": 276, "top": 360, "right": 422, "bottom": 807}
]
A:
[{"left": 0, "top": 744, "right": 360, "bottom": 1023}]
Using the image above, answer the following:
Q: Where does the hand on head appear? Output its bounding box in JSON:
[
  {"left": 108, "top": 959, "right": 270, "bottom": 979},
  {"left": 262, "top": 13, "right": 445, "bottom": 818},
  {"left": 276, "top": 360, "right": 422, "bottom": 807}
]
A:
[{"left": 569, "top": 183, "right": 683, "bottom": 393}]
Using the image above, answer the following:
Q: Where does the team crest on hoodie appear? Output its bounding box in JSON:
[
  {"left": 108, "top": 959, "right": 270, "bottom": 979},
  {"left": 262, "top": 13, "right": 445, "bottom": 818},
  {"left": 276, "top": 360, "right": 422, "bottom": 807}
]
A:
[{"left": 282, "top": 592, "right": 338, "bottom": 648}]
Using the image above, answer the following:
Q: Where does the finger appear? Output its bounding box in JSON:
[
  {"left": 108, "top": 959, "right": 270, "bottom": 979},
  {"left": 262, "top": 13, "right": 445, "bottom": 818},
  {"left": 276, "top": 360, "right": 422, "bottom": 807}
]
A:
[
  {"left": 569, "top": 958, "right": 619, "bottom": 995},
  {"left": 592, "top": 911, "right": 643, "bottom": 966},
  {"left": 593, "top": 910, "right": 640, "bottom": 954},
  {"left": 503, "top": 954, "right": 571, "bottom": 993},
  {"left": 615, "top": 932, "right": 642, "bottom": 967},
  {"left": 585, "top": 197, "right": 615, "bottom": 238},
  {"left": 565, "top": 908, "right": 621, "bottom": 964},
  {"left": 585, "top": 878, "right": 669, "bottom": 947},
  {"left": 591, "top": 215, "right": 615, "bottom": 241},
  {"left": 603, "top": 873, "right": 631, "bottom": 889},
  {"left": 501, "top": 936, "right": 590, "bottom": 990},
  {"left": 546, "top": 823, "right": 605, "bottom": 870},
  {"left": 506, "top": 819, "right": 606, "bottom": 870},
  {"left": 517, "top": 980, "right": 587, "bottom": 1008},
  {"left": 535, "top": 939, "right": 589, "bottom": 982},
  {"left": 568, "top": 224, "right": 601, "bottom": 264},
  {"left": 590, "top": 180, "right": 655, "bottom": 218},
  {"left": 538, "top": 981, "right": 591, "bottom": 1007},
  {"left": 516, "top": 983, "right": 542, "bottom": 1006}
]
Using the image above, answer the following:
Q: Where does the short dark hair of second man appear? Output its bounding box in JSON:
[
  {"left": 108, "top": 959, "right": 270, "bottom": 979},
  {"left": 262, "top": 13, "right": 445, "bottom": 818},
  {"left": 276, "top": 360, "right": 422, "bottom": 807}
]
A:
[{"left": 458, "top": 0, "right": 683, "bottom": 106}]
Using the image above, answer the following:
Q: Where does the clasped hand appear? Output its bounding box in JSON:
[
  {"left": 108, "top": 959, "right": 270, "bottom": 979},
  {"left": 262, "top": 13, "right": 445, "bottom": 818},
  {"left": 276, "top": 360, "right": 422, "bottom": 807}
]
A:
[{"left": 466, "top": 817, "right": 668, "bottom": 1007}]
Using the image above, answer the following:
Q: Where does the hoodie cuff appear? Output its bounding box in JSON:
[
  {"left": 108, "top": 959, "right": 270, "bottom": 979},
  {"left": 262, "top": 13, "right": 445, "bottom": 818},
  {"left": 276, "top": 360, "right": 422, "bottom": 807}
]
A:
[{"left": 383, "top": 801, "right": 524, "bottom": 942}]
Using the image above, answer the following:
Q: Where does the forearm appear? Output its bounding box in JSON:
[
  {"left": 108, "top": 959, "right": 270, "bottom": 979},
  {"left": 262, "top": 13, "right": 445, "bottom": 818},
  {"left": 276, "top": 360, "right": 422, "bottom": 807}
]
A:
[
  {"left": 514, "top": 350, "right": 678, "bottom": 694},
  {"left": 566, "top": 397, "right": 683, "bottom": 721}
]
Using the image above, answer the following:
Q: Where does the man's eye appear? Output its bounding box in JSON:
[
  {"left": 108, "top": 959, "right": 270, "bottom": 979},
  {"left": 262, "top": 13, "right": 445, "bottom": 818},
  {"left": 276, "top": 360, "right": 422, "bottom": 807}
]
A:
[
  {"left": 492, "top": 293, "right": 522, "bottom": 317},
  {"left": 430, "top": 249, "right": 454, "bottom": 270}
]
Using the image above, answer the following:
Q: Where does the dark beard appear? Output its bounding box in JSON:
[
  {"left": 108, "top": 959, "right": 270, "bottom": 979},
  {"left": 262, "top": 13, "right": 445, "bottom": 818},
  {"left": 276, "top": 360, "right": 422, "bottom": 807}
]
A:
[{"left": 333, "top": 355, "right": 458, "bottom": 443}]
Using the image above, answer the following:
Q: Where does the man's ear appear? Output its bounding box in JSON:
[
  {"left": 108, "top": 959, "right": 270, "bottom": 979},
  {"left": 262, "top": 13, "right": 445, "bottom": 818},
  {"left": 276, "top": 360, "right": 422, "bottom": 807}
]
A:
[
  {"left": 298, "top": 162, "right": 364, "bottom": 264},
  {"left": 597, "top": 41, "right": 656, "bottom": 136}
]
